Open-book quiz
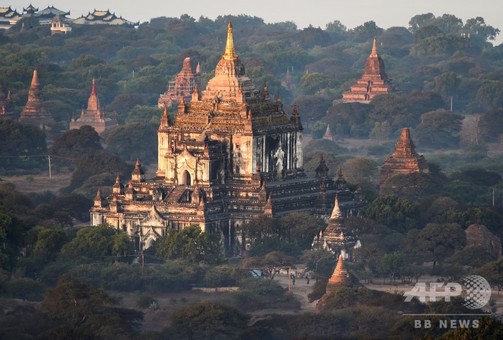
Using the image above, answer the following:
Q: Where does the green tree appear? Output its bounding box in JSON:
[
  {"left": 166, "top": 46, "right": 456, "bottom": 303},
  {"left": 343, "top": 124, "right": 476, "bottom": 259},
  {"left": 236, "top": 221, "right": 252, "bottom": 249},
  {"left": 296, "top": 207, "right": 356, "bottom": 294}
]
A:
[
  {"left": 49, "top": 125, "right": 102, "bottom": 160},
  {"left": 241, "top": 251, "right": 294, "bottom": 280},
  {"left": 154, "top": 225, "right": 223, "bottom": 264},
  {"left": 166, "top": 302, "right": 249, "bottom": 339},
  {"left": 40, "top": 275, "right": 143, "bottom": 338},
  {"left": 408, "top": 13, "right": 436, "bottom": 33},
  {"left": 403, "top": 223, "right": 466, "bottom": 268},
  {"left": 464, "top": 17, "right": 500, "bottom": 42},
  {"left": 365, "top": 195, "right": 420, "bottom": 233},
  {"left": 104, "top": 122, "right": 158, "bottom": 163},
  {"left": 60, "top": 224, "right": 134, "bottom": 261}
]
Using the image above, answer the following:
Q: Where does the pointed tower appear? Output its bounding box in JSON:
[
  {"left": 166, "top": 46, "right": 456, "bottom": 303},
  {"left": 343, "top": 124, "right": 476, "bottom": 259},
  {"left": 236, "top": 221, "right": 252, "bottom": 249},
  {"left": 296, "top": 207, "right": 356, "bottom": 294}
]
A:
[
  {"left": 131, "top": 159, "right": 145, "bottom": 183},
  {"left": 322, "top": 124, "right": 334, "bottom": 141},
  {"left": 70, "top": 78, "right": 117, "bottom": 134},
  {"left": 0, "top": 90, "right": 16, "bottom": 120},
  {"left": 19, "top": 70, "right": 54, "bottom": 126},
  {"left": 158, "top": 56, "right": 200, "bottom": 108},
  {"left": 327, "top": 255, "right": 349, "bottom": 289},
  {"left": 93, "top": 187, "right": 104, "bottom": 208},
  {"left": 321, "top": 195, "right": 358, "bottom": 257},
  {"left": 380, "top": 128, "right": 429, "bottom": 186},
  {"left": 342, "top": 38, "right": 397, "bottom": 103},
  {"left": 202, "top": 21, "right": 254, "bottom": 101}
]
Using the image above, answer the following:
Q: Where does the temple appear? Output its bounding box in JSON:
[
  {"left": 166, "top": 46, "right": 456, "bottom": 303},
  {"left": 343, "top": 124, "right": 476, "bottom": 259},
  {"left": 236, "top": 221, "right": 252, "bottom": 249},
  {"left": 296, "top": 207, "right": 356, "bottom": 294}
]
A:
[
  {"left": 90, "top": 22, "right": 365, "bottom": 255},
  {"left": 342, "top": 38, "right": 397, "bottom": 103},
  {"left": 312, "top": 194, "right": 360, "bottom": 259},
  {"left": 380, "top": 128, "right": 429, "bottom": 185},
  {"left": 73, "top": 9, "right": 139, "bottom": 27},
  {"left": 0, "top": 6, "right": 22, "bottom": 29},
  {"left": 322, "top": 124, "right": 334, "bottom": 141},
  {"left": 29, "top": 6, "right": 71, "bottom": 26},
  {"left": 70, "top": 79, "right": 117, "bottom": 134},
  {"left": 0, "top": 90, "right": 16, "bottom": 120},
  {"left": 158, "top": 57, "right": 201, "bottom": 108},
  {"left": 50, "top": 14, "right": 72, "bottom": 35},
  {"left": 19, "top": 70, "right": 54, "bottom": 128}
]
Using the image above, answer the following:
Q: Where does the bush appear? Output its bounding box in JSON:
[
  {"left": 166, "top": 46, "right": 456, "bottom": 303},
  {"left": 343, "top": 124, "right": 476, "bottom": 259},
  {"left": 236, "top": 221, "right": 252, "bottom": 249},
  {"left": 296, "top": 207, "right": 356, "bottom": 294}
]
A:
[{"left": 2, "top": 278, "right": 46, "bottom": 301}]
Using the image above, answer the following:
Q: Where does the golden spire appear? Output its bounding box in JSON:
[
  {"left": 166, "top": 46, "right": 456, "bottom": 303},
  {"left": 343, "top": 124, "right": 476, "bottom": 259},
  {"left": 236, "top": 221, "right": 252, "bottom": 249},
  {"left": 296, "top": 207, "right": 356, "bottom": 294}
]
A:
[
  {"left": 91, "top": 78, "right": 96, "bottom": 96},
  {"left": 30, "top": 69, "right": 40, "bottom": 88},
  {"left": 329, "top": 195, "right": 342, "bottom": 221},
  {"left": 223, "top": 21, "right": 237, "bottom": 60},
  {"left": 370, "top": 38, "right": 378, "bottom": 57}
]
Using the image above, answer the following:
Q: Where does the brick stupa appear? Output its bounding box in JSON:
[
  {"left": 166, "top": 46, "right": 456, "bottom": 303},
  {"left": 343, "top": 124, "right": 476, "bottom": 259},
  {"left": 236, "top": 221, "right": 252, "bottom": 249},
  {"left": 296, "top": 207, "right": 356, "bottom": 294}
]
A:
[
  {"left": 342, "top": 38, "right": 397, "bottom": 103},
  {"left": 70, "top": 78, "right": 117, "bottom": 134},
  {"left": 158, "top": 57, "right": 200, "bottom": 108},
  {"left": 380, "top": 128, "right": 429, "bottom": 185},
  {"left": 19, "top": 70, "right": 54, "bottom": 127}
]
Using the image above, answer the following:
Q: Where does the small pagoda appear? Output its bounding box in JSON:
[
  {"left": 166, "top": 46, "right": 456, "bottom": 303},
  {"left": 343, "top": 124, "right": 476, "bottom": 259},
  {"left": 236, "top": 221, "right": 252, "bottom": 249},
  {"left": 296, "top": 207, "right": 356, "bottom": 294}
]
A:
[
  {"left": 342, "top": 38, "right": 397, "bottom": 103},
  {"left": 312, "top": 195, "right": 359, "bottom": 259},
  {"left": 19, "top": 70, "right": 54, "bottom": 127},
  {"left": 70, "top": 79, "right": 117, "bottom": 134},
  {"left": 158, "top": 57, "right": 201, "bottom": 108},
  {"left": 0, "top": 91, "right": 16, "bottom": 120},
  {"left": 379, "top": 128, "right": 429, "bottom": 185}
]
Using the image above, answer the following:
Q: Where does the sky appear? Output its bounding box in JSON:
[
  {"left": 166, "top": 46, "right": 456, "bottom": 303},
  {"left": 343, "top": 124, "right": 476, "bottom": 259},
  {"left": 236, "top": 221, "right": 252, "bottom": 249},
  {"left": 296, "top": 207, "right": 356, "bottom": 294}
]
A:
[{"left": 6, "top": 0, "right": 503, "bottom": 44}]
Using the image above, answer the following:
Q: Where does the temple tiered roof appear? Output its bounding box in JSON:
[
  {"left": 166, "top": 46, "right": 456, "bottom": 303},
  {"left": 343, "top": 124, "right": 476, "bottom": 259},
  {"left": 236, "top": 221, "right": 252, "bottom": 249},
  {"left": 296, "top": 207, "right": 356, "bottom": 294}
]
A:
[
  {"left": 0, "top": 6, "right": 22, "bottom": 29},
  {"left": 73, "top": 9, "right": 138, "bottom": 26},
  {"left": 380, "top": 128, "right": 429, "bottom": 185},
  {"left": 158, "top": 57, "right": 200, "bottom": 108},
  {"left": 70, "top": 79, "right": 117, "bottom": 134},
  {"left": 19, "top": 70, "right": 54, "bottom": 127},
  {"left": 342, "top": 38, "right": 397, "bottom": 103}
]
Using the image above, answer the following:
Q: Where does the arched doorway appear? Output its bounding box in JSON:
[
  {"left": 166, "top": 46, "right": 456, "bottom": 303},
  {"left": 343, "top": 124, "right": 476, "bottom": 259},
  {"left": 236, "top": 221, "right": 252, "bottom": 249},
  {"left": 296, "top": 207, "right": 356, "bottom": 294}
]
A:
[{"left": 183, "top": 170, "right": 191, "bottom": 185}]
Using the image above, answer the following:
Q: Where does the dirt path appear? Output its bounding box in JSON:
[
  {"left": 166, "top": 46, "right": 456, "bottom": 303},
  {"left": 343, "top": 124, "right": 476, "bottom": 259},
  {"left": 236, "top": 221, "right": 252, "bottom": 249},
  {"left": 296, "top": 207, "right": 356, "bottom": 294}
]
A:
[{"left": 273, "top": 273, "right": 317, "bottom": 313}]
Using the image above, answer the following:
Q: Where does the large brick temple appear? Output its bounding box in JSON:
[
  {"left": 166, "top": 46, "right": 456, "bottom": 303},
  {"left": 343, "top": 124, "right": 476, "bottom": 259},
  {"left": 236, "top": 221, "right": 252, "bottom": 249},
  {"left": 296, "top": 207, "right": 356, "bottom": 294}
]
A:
[
  {"left": 91, "top": 22, "right": 365, "bottom": 255},
  {"left": 380, "top": 128, "right": 429, "bottom": 185},
  {"left": 342, "top": 38, "right": 397, "bottom": 103}
]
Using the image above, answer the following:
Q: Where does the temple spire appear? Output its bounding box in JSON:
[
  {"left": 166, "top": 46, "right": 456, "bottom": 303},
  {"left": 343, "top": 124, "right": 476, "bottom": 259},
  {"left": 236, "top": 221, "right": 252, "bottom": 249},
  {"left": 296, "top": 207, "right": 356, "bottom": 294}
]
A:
[
  {"left": 223, "top": 21, "right": 237, "bottom": 60},
  {"left": 329, "top": 195, "right": 342, "bottom": 221},
  {"left": 370, "top": 37, "right": 378, "bottom": 57},
  {"left": 31, "top": 69, "right": 40, "bottom": 87},
  {"left": 91, "top": 78, "right": 96, "bottom": 96}
]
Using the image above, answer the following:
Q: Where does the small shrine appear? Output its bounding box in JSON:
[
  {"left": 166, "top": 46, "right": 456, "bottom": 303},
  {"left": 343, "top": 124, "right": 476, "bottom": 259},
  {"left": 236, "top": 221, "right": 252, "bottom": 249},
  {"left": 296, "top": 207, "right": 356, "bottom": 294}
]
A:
[{"left": 158, "top": 57, "right": 201, "bottom": 108}]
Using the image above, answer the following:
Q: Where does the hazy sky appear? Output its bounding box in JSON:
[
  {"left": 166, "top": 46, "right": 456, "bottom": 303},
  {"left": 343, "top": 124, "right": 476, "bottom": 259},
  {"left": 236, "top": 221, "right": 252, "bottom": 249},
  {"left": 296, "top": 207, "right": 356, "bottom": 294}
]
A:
[{"left": 7, "top": 0, "right": 503, "bottom": 44}]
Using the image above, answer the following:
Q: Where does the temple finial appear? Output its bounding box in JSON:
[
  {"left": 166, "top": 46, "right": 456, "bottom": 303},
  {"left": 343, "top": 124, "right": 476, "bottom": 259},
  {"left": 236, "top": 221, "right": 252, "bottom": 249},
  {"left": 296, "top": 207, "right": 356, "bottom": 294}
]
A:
[
  {"left": 370, "top": 38, "right": 378, "bottom": 57},
  {"left": 223, "top": 21, "right": 237, "bottom": 60},
  {"left": 91, "top": 78, "right": 96, "bottom": 96}
]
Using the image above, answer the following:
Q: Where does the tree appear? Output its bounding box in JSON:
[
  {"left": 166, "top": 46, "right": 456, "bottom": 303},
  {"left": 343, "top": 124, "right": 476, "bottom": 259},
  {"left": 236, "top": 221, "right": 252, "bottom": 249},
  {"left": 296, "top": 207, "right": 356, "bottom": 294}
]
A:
[
  {"left": 365, "top": 195, "right": 420, "bottom": 233},
  {"left": 104, "top": 123, "right": 158, "bottom": 163},
  {"left": 403, "top": 223, "right": 466, "bottom": 268},
  {"left": 350, "top": 21, "right": 383, "bottom": 42},
  {"left": 154, "top": 225, "right": 223, "bottom": 264},
  {"left": 408, "top": 13, "right": 436, "bottom": 33},
  {"left": 342, "top": 157, "right": 379, "bottom": 187},
  {"left": 60, "top": 224, "right": 134, "bottom": 261},
  {"left": 0, "top": 119, "right": 47, "bottom": 171},
  {"left": 166, "top": 302, "right": 249, "bottom": 339},
  {"left": 378, "top": 252, "right": 405, "bottom": 282},
  {"left": 49, "top": 125, "right": 102, "bottom": 160},
  {"left": 414, "top": 109, "right": 463, "bottom": 148},
  {"left": 40, "top": 275, "right": 143, "bottom": 338},
  {"left": 464, "top": 17, "right": 500, "bottom": 42},
  {"left": 241, "top": 251, "right": 294, "bottom": 280}
]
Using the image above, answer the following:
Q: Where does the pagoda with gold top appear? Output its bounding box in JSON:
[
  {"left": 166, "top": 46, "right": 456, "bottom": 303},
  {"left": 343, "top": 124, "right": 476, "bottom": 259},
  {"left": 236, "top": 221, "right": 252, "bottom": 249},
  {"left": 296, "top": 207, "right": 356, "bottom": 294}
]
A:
[
  {"left": 91, "top": 23, "right": 364, "bottom": 255},
  {"left": 70, "top": 79, "right": 117, "bottom": 134},
  {"left": 342, "top": 39, "right": 397, "bottom": 103}
]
